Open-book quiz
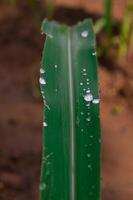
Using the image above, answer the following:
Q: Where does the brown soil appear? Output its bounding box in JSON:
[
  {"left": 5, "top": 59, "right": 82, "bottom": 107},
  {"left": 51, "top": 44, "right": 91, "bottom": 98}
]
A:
[
  {"left": 54, "top": 0, "right": 129, "bottom": 20},
  {"left": 0, "top": 2, "right": 133, "bottom": 200}
]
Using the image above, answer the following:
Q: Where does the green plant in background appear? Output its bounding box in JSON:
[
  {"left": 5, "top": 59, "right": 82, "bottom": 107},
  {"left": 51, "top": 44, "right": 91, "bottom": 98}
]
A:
[
  {"left": 94, "top": 0, "right": 133, "bottom": 61},
  {"left": 27, "top": 0, "right": 37, "bottom": 11},
  {"left": 45, "top": 0, "right": 55, "bottom": 19},
  {"left": 119, "top": 3, "right": 133, "bottom": 58},
  {"left": 94, "top": 0, "right": 113, "bottom": 36},
  {"left": 94, "top": 0, "right": 113, "bottom": 57},
  {"left": 39, "top": 19, "right": 101, "bottom": 200},
  {"left": 104, "top": 0, "right": 113, "bottom": 38}
]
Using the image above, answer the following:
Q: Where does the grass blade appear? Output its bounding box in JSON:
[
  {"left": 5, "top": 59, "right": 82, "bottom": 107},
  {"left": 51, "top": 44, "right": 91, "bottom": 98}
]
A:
[
  {"left": 119, "top": 3, "right": 133, "bottom": 57},
  {"left": 40, "top": 19, "right": 101, "bottom": 200},
  {"left": 104, "top": 0, "right": 113, "bottom": 37},
  {"left": 45, "top": 0, "right": 55, "bottom": 19}
]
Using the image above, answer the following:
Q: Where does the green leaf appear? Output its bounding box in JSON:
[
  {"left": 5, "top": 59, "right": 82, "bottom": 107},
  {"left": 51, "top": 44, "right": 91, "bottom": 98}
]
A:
[{"left": 40, "top": 19, "right": 101, "bottom": 200}]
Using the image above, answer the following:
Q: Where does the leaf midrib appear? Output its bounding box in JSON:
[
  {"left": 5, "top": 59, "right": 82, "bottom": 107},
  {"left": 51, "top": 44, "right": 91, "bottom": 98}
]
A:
[{"left": 67, "top": 27, "right": 75, "bottom": 200}]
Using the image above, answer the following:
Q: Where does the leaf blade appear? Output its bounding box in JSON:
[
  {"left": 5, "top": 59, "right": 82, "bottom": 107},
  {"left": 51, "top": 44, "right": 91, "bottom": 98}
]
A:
[{"left": 40, "top": 19, "right": 101, "bottom": 200}]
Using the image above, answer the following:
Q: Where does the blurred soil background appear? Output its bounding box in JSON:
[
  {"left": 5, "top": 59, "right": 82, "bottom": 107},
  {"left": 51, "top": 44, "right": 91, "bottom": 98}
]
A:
[{"left": 0, "top": 0, "right": 133, "bottom": 200}]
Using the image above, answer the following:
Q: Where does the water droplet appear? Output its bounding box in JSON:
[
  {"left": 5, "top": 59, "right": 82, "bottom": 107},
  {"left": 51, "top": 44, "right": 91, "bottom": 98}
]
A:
[
  {"left": 84, "top": 94, "right": 93, "bottom": 102},
  {"left": 40, "top": 183, "right": 46, "bottom": 190},
  {"left": 80, "top": 112, "right": 84, "bottom": 115},
  {"left": 41, "top": 31, "right": 44, "bottom": 35},
  {"left": 87, "top": 82, "right": 89, "bottom": 85},
  {"left": 86, "top": 89, "right": 90, "bottom": 93},
  {"left": 86, "top": 78, "right": 89, "bottom": 81},
  {"left": 90, "top": 135, "right": 93, "bottom": 138},
  {"left": 81, "top": 30, "right": 89, "bottom": 38},
  {"left": 92, "top": 52, "right": 96, "bottom": 56},
  {"left": 54, "top": 64, "right": 58, "bottom": 68},
  {"left": 55, "top": 89, "right": 58, "bottom": 92},
  {"left": 80, "top": 82, "right": 83, "bottom": 86},
  {"left": 40, "top": 68, "right": 45, "bottom": 74},
  {"left": 88, "top": 165, "right": 92, "bottom": 169},
  {"left": 83, "top": 68, "right": 86, "bottom": 72},
  {"left": 81, "top": 129, "right": 84, "bottom": 132},
  {"left": 39, "top": 77, "right": 46, "bottom": 85},
  {"left": 86, "top": 103, "right": 90, "bottom": 107},
  {"left": 86, "top": 118, "right": 91, "bottom": 122},
  {"left": 83, "top": 73, "right": 87, "bottom": 76},
  {"left": 92, "top": 99, "right": 100, "bottom": 104},
  {"left": 43, "top": 122, "right": 47, "bottom": 127},
  {"left": 41, "top": 91, "right": 44, "bottom": 94},
  {"left": 87, "top": 154, "right": 91, "bottom": 158}
]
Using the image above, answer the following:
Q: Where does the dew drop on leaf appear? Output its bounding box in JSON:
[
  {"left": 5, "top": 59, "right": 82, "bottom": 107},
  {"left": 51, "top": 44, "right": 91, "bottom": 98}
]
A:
[
  {"left": 86, "top": 118, "right": 91, "bottom": 122},
  {"left": 86, "top": 89, "right": 90, "bottom": 93},
  {"left": 92, "top": 52, "right": 96, "bottom": 56},
  {"left": 43, "top": 122, "right": 47, "bottom": 127},
  {"left": 40, "top": 183, "right": 46, "bottom": 191},
  {"left": 83, "top": 73, "right": 87, "bottom": 76},
  {"left": 88, "top": 164, "right": 92, "bottom": 169},
  {"left": 86, "top": 103, "right": 90, "bottom": 107},
  {"left": 81, "top": 30, "right": 89, "bottom": 38},
  {"left": 40, "top": 68, "right": 45, "bottom": 74},
  {"left": 87, "top": 154, "right": 91, "bottom": 158},
  {"left": 92, "top": 99, "right": 100, "bottom": 104},
  {"left": 84, "top": 94, "right": 93, "bottom": 102},
  {"left": 83, "top": 68, "right": 86, "bottom": 72},
  {"left": 39, "top": 77, "right": 46, "bottom": 85}
]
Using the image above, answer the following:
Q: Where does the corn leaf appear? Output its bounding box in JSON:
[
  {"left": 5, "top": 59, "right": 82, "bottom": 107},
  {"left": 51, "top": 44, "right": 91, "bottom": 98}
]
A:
[{"left": 40, "top": 19, "right": 101, "bottom": 200}]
